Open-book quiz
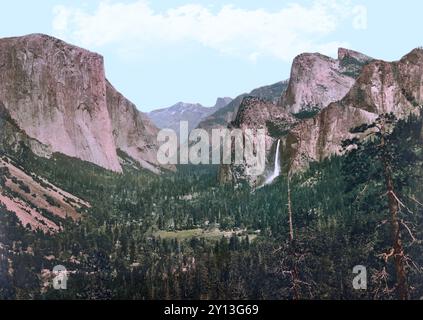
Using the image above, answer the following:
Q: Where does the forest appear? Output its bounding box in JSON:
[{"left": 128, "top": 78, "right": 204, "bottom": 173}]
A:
[{"left": 1, "top": 112, "right": 423, "bottom": 300}]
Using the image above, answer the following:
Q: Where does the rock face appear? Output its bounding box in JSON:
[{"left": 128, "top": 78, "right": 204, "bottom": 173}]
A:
[
  {"left": 281, "top": 48, "right": 373, "bottom": 115},
  {"left": 284, "top": 104, "right": 377, "bottom": 171},
  {"left": 286, "top": 49, "right": 423, "bottom": 171},
  {"left": 233, "top": 97, "right": 295, "bottom": 130},
  {"left": 148, "top": 98, "right": 232, "bottom": 137},
  {"left": 0, "top": 34, "right": 162, "bottom": 173},
  {"left": 0, "top": 102, "right": 52, "bottom": 158},
  {"left": 0, "top": 34, "right": 121, "bottom": 172},
  {"left": 221, "top": 50, "right": 372, "bottom": 185},
  {"left": 221, "top": 97, "right": 295, "bottom": 185},
  {"left": 220, "top": 48, "right": 422, "bottom": 185},
  {"left": 198, "top": 81, "right": 289, "bottom": 133},
  {"left": 106, "top": 81, "right": 162, "bottom": 173}
]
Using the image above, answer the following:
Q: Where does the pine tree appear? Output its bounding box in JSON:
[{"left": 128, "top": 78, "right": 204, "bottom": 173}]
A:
[{"left": 342, "top": 111, "right": 423, "bottom": 299}]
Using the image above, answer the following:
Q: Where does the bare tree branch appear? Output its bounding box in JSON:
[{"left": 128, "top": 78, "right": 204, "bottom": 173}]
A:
[
  {"left": 408, "top": 195, "right": 423, "bottom": 207},
  {"left": 390, "top": 191, "right": 413, "bottom": 214},
  {"left": 400, "top": 220, "right": 418, "bottom": 243}
]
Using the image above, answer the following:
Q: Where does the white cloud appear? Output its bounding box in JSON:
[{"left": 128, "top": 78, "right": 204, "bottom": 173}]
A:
[{"left": 52, "top": 0, "right": 358, "bottom": 62}]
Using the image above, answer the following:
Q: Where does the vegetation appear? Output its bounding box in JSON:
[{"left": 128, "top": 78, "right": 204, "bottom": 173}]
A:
[
  {"left": 1, "top": 113, "right": 423, "bottom": 300},
  {"left": 293, "top": 107, "right": 320, "bottom": 120}
]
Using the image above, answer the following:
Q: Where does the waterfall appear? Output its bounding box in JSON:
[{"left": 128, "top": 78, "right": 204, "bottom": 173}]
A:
[{"left": 264, "top": 139, "right": 281, "bottom": 186}]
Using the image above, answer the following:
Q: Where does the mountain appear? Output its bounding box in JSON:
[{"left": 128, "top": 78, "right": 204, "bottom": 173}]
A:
[
  {"left": 197, "top": 81, "right": 289, "bottom": 132},
  {"left": 219, "top": 48, "right": 423, "bottom": 185},
  {"left": 213, "top": 97, "right": 234, "bottom": 110},
  {"left": 0, "top": 34, "right": 163, "bottom": 174},
  {"left": 281, "top": 48, "right": 373, "bottom": 115},
  {"left": 286, "top": 48, "right": 423, "bottom": 171},
  {"left": 148, "top": 97, "right": 232, "bottom": 137},
  {"left": 1, "top": 35, "right": 423, "bottom": 300}
]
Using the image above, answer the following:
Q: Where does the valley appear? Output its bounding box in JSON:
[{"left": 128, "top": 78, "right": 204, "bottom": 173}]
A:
[{"left": 1, "top": 34, "right": 423, "bottom": 300}]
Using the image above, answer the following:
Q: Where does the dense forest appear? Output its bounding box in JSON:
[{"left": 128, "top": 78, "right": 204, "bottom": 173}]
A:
[{"left": 1, "top": 112, "right": 423, "bottom": 300}]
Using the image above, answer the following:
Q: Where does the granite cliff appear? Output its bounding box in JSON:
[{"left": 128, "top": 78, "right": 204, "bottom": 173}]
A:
[{"left": 0, "top": 34, "right": 162, "bottom": 174}]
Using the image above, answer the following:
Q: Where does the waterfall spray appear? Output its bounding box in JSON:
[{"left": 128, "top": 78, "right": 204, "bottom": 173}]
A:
[{"left": 264, "top": 139, "right": 281, "bottom": 185}]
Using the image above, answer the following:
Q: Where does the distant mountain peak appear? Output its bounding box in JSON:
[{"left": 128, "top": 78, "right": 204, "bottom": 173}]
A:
[
  {"left": 214, "top": 97, "right": 233, "bottom": 109},
  {"left": 148, "top": 98, "right": 232, "bottom": 137}
]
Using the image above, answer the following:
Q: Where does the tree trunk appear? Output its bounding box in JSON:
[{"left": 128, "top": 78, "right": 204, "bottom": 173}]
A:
[
  {"left": 382, "top": 136, "right": 409, "bottom": 300},
  {"left": 287, "top": 176, "right": 294, "bottom": 243},
  {"left": 287, "top": 174, "right": 299, "bottom": 299}
]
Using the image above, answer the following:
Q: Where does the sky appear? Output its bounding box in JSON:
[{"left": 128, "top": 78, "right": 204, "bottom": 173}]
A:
[{"left": 0, "top": 0, "right": 422, "bottom": 112}]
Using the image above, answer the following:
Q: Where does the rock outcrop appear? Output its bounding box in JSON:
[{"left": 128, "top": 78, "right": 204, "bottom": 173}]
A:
[
  {"left": 0, "top": 34, "right": 163, "bottom": 174},
  {"left": 197, "top": 81, "right": 289, "bottom": 133},
  {"left": 220, "top": 48, "right": 422, "bottom": 185},
  {"left": 281, "top": 48, "right": 373, "bottom": 115},
  {"left": 286, "top": 49, "right": 423, "bottom": 171},
  {"left": 106, "top": 81, "right": 162, "bottom": 173},
  {"left": 221, "top": 97, "right": 295, "bottom": 185},
  {"left": 0, "top": 34, "right": 121, "bottom": 172}
]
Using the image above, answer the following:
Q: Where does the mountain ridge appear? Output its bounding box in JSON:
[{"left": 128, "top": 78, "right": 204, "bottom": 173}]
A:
[
  {"left": 197, "top": 80, "right": 289, "bottom": 133},
  {"left": 148, "top": 97, "right": 232, "bottom": 136}
]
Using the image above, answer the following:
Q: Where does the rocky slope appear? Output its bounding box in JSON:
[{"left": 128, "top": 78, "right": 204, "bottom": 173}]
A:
[
  {"left": 1, "top": 156, "right": 90, "bottom": 233},
  {"left": 148, "top": 98, "right": 232, "bottom": 137},
  {"left": 0, "top": 34, "right": 162, "bottom": 174}
]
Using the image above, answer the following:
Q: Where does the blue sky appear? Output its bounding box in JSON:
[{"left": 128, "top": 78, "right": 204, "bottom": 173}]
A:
[{"left": 1, "top": 1, "right": 422, "bottom": 112}]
